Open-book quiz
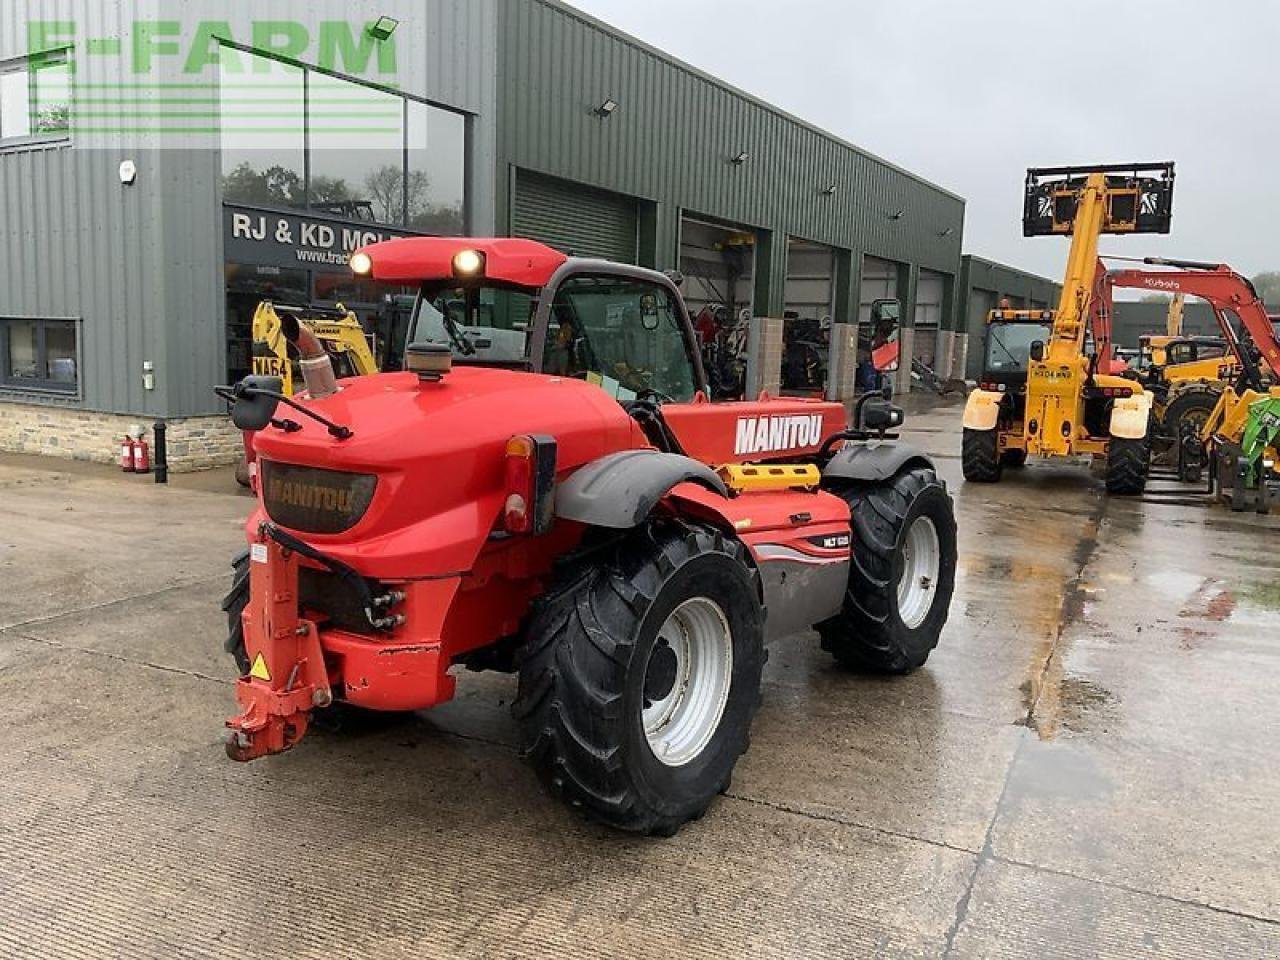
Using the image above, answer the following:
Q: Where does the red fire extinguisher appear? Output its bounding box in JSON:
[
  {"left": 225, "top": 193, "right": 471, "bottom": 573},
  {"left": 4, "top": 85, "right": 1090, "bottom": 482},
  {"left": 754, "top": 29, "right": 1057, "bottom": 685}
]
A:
[
  {"left": 132, "top": 433, "right": 151, "bottom": 474},
  {"left": 120, "top": 436, "right": 136, "bottom": 473}
]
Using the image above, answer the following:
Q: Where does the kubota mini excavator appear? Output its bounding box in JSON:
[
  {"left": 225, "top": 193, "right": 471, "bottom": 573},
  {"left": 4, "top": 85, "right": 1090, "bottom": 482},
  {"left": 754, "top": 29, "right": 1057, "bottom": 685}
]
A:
[
  {"left": 1100, "top": 259, "right": 1280, "bottom": 511},
  {"left": 963, "top": 163, "right": 1175, "bottom": 494}
]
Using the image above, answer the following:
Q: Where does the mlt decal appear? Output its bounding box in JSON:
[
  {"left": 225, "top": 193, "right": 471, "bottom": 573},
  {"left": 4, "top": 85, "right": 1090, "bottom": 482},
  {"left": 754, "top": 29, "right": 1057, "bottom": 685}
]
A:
[{"left": 734, "top": 415, "right": 825, "bottom": 456}]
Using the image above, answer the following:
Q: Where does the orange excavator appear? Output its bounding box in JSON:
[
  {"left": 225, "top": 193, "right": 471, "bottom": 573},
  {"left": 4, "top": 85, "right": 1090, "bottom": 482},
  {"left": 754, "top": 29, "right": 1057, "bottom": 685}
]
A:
[{"left": 1099, "top": 258, "right": 1280, "bottom": 510}]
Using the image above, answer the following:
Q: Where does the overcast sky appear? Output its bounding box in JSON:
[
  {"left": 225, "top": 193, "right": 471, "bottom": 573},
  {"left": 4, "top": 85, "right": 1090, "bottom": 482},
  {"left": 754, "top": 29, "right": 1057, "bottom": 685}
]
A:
[{"left": 568, "top": 0, "right": 1278, "bottom": 283}]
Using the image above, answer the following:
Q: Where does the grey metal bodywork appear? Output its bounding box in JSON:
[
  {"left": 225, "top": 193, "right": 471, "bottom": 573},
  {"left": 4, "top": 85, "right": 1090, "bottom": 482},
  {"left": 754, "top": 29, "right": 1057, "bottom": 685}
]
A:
[
  {"left": 555, "top": 450, "right": 728, "bottom": 529},
  {"left": 823, "top": 442, "right": 933, "bottom": 484},
  {"left": 754, "top": 547, "right": 849, "bottom": 643}
]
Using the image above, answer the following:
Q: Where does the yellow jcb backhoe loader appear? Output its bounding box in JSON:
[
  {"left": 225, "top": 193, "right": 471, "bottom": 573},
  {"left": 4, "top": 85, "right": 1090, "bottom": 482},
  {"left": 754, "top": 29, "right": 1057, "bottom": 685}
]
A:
[{"left": 962, "top": 163, "right": 1175, "bottom": 494}]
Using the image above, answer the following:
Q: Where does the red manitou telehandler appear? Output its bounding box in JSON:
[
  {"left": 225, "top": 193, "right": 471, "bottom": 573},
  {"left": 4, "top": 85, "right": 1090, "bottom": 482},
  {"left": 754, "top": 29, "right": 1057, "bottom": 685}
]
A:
[{"left": 219, "top": 238, "right": 958, "bottom": 835}]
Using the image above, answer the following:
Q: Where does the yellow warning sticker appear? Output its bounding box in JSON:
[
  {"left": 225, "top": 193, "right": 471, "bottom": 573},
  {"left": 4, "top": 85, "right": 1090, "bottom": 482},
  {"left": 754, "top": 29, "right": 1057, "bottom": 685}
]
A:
[{"left": 249, "top": 653, "right": 271, "bottom": 682}]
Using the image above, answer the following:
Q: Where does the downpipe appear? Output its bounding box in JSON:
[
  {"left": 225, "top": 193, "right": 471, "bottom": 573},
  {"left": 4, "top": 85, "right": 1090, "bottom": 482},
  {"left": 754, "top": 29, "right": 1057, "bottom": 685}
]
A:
[{"left": 279, "top": 312, "right": 339, "bottom": 399}]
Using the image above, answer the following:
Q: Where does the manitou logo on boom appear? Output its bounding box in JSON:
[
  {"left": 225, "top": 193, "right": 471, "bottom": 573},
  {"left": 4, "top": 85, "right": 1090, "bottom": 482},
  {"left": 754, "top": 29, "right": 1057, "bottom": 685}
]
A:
[{"left": 734, "top": 414, "right": 826, "bottom": 456}]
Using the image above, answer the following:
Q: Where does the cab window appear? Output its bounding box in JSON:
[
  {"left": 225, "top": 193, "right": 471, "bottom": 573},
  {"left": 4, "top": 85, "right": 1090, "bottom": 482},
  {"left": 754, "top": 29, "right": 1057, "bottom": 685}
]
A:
[
  {"left": 408, "top": 286, "right": 535, "bottom": 364},
  {"left": 542, "top": 275, "right": 698, "bottom": 402}
]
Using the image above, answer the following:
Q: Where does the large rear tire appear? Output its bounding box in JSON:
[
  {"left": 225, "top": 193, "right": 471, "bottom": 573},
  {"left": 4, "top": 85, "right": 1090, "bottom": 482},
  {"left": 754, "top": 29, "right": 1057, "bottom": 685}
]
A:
[
  {"left": 818, "top": 466, "right": 957, "bottom": 674},
  {"left": 1105, "top": 437, "right": 1149, "bottom": 495},
  {"left": 962, "top": 428, "right": 1003, "bottom": 482},
  {"left": 513, "top": 522, "right": 764, "bottom": 835}
]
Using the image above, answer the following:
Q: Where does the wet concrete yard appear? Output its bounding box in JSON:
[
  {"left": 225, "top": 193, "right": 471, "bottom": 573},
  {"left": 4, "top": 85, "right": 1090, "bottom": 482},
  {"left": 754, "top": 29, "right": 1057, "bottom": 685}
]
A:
[{"left": 2, "top": 404, "right": 1278, "bottom": 958}]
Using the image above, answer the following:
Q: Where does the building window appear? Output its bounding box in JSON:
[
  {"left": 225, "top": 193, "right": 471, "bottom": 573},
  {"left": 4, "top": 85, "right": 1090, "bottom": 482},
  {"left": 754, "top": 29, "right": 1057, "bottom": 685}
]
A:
[
  {"left": 218, "top": 48, "right": 468, "bottom": 232},
  {"left": 0, "top": 51, "right": 71, "bottom": 145},
  {"left": 0, "top": 318, "right": 79, "bottom": 393}
]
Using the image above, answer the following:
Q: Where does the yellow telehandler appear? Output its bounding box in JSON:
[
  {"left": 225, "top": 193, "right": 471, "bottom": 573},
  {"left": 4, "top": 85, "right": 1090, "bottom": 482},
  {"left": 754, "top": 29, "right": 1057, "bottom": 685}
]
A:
[{"left": 962, "top": 163, "right": 1175, "bottom": 494}]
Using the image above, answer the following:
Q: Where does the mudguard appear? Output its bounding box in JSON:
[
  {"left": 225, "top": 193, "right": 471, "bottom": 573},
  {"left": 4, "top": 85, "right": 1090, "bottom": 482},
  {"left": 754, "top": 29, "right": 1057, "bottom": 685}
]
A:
[
  {"left": 555, "top": 450, "right": 730, "bottom": 529},
  {"left": 823, "top": 441, "right": 934, "bottom": 484},
  {"left": 1109, "top": 392, "right": 1155, "bottom": 440},
  {"left": 962, "top": 389, "right": 1003, "bottom": 431}
]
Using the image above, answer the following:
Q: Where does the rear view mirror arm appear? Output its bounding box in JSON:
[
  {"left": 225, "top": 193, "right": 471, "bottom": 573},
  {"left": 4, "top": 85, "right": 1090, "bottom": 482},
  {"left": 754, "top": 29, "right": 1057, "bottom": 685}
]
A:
[{"left": 215, "top": 384, "right": 354, "bottom": 440}]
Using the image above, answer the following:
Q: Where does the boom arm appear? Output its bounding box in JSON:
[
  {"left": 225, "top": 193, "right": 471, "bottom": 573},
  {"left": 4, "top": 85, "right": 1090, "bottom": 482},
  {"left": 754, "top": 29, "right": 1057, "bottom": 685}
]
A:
[{"left": 1017, "top": 164, "right": 1174, "bottom": 458}]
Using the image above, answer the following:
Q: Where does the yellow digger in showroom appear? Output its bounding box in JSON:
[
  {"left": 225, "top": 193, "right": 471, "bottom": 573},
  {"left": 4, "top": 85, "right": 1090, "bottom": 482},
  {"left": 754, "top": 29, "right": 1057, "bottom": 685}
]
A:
[{"left": 962, "top": 164, "right": 1174, "bottom": 494}]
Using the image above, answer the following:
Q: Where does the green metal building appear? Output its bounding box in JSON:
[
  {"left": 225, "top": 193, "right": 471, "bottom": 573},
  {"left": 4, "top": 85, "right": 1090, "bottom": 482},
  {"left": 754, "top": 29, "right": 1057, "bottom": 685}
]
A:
[
  {"left": 0, "top": 0, "right": 967, "bottom": 468},
  {"left": 492, "top": 0, "right": 966, "bottom": 393}
]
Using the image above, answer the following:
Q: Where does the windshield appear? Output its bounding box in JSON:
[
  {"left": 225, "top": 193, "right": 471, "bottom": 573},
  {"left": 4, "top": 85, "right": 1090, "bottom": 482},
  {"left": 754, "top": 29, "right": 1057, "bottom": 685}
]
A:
[
  {"left": 407, "top": 285, "right": 536, "bottom": 364},
  {"left": 986, "top": 322, "right": 1052, "bottom": 372},
  {"left": 543, "top": 275, "right": 698, "bottom": 402}
]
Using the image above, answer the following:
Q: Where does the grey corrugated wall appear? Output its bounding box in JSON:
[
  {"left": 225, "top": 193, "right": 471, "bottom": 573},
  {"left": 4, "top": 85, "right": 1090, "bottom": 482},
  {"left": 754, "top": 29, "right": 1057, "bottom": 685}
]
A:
[
  {"left": 0, "top": 0, "right": 497, "bottom": 417},
  {"left": 494, "top": 0, "right": 965, "bottom": 310}
]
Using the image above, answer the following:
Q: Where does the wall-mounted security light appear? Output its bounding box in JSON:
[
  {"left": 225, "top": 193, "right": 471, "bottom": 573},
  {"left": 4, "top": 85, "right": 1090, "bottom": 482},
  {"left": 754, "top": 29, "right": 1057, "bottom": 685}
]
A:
[
  {"left": 367, "top": 16, "right": 400, "bottom": 42},
  {"left": 887, "top": 209, "right": 904, "bottom": 220},
  {"left": 938, "top": 227, "right": 954, "bottom": 238},
  {"left": 119, "top": 160, "right": 138, "bottom": 186},
  {"left": 820, "top": 184, "right": 838, "bottom": 196},
  {"left": 731, "top": 151, "right": 751, "bottom": 165},
  {"left": 593, "top": 98, "right": 619, "bottom": 118}
]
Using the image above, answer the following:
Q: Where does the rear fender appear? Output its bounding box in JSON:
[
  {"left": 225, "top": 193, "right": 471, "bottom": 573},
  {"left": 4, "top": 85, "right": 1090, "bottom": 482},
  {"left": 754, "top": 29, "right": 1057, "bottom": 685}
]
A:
[
  {"left": 962, "top": 389, "right": 1003, "bottom": 431},
  {"left": 555, "top": 450, "right": 729, "bottom": 529},
  {"left": 1109, "top": 392, "right": 1154, "bottom": 440}
]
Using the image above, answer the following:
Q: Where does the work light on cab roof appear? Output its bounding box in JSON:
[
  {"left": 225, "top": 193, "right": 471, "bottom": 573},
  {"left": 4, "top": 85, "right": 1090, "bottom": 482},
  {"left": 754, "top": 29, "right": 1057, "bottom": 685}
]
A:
[{"left": 349, "top": 251, "right": 373, "bottom": 277}]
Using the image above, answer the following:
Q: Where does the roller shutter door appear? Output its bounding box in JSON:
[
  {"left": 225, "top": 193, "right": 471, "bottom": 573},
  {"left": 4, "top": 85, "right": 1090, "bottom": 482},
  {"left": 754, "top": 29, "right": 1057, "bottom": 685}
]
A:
[{"left": 513, "top": 171, "right": 639, "bottom": 263}]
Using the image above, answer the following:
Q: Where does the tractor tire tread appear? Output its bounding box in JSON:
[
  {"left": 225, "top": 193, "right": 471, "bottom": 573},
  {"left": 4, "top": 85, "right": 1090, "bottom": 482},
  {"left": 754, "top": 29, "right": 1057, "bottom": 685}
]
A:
[
  {"left": 818, "top": 466, "right": 957, "bottom": 674},
  {"left": 513, "top": 521, "right": 761, "bottom": 836},
  {"left": 962, "top": 429, "right": 1003, "bottom": 482}
]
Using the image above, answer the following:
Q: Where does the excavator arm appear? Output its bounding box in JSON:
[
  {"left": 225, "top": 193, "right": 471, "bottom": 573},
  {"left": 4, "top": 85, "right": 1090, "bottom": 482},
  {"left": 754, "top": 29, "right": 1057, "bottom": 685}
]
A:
[{"left": 1102, "top": 261, "right": 1280, "bottom": 385}]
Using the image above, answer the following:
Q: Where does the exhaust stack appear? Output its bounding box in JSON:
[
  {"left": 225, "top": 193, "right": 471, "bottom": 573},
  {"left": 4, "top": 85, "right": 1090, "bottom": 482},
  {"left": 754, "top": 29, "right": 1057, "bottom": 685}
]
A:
[{"left": 279, "top": 313, "right": 339, "bottom": 399}]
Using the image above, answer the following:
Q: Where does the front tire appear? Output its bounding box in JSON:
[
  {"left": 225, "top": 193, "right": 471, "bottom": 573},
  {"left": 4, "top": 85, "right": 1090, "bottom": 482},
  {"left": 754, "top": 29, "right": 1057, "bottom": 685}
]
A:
[
  {"left": 513, "top": 522, "right": 764, "bottom": 835},
  {"left": 962, "top": 428, "right": 1003, "bottom": 482},
  {"left": 818, "top": 466, "right": 958, "bottom": 673},
  {"left": 1105, "top": 437, "right": 1149, "bottom": 495}
]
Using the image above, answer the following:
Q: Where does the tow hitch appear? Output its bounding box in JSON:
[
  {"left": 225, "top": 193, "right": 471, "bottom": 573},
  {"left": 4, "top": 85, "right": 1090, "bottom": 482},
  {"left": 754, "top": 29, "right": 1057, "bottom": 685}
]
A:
[{"left": 225, "top": 526, "right": 332, "bottom": 762}]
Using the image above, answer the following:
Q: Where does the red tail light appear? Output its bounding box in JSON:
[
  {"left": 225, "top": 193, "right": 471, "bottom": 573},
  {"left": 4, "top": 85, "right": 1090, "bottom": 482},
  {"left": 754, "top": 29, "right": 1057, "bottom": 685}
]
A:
[{"left": 504, "top": 435, "right": 558, "bottom": 535}]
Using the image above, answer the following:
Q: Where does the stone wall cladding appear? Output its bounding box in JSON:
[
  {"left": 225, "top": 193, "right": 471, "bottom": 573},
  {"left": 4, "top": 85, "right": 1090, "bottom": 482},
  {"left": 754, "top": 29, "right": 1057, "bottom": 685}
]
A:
[{"left": 0, "top": 402, "right": 242, "bottom": 472}]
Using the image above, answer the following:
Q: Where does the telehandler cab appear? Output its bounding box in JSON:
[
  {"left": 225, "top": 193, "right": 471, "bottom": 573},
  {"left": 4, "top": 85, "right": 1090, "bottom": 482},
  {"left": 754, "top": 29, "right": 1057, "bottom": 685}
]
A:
[
  {"left": 963, "top": 163, "right": 1175, "bottom": 494},
  {"left": 219, "top": 237, "right": 958, "bottom": 835}
]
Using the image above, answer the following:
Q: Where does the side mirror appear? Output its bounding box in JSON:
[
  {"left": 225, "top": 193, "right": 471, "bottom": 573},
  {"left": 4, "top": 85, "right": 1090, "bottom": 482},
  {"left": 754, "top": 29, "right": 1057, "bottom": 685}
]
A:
[
  {"left": 866, "top": 299, "right": 901, "bottom": 373},
  {"left": 229, "top": 375, "right": 284, "bottom": 431},
  {"left": 1030, "top": 340, "right": 1046, "bottom": 363}
]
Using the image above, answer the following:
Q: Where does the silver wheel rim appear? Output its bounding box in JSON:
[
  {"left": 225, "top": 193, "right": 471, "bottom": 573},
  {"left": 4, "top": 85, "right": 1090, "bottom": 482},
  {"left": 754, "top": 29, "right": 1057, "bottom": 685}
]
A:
[
  {"left": 642, "top": 597, "right": 734, "bottom": 767},
  {"left": 897, "top": 516, "right": 941, "bottom": 630}
]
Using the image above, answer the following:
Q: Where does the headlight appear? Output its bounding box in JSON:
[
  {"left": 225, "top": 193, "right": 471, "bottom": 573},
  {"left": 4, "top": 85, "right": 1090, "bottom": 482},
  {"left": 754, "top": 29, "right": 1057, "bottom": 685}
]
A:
[{"left": 350, "top": 252, "right": 373, "bottom": 276}]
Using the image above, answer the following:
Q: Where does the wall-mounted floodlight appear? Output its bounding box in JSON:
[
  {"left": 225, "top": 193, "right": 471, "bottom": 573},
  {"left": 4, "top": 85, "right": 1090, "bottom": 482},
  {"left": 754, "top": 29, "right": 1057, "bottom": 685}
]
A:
[
  {"left": 820, "top": 184, "right": 838, "bottom": 196},
  {"left": 594, "top": 98, "right": 619, "bottom": 118},
  {"left": 731, "top": 151, "right": 751, "bottom": 165},
  {"left": 887, "top": 209, "right": 904, "bottom": 220},
  {"left": 938, "top": 227, "right": 954, "bottom": 238},
  {"left": 367, "top": 16, "right": 400, "bottom": 41}
]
